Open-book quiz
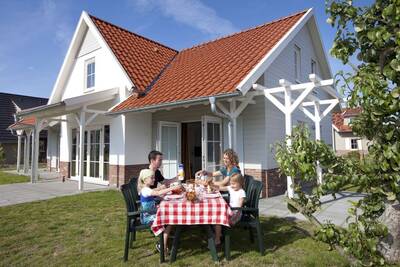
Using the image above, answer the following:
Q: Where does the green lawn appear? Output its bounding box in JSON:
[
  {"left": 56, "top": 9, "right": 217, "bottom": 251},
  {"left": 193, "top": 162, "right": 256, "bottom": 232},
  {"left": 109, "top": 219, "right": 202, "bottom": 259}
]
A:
[
  {"left": 0, "top": 190, "right": 349, "bottom": 266},
  {"left": 0, "top": 170, "right": 29, "bottom": 185}
]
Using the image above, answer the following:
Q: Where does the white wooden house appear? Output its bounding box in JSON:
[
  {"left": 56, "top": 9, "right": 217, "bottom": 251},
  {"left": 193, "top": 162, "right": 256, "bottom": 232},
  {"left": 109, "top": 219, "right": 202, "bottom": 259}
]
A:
[{"left": 13, "top": 8, "right": 340, "bottom": 198}]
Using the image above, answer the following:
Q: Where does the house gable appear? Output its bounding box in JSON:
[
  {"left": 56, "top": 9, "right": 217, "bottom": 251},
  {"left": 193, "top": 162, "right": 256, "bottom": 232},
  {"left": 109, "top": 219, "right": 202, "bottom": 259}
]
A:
[{"left": 48, "top": 11, "right": 134, "bottom": 104}]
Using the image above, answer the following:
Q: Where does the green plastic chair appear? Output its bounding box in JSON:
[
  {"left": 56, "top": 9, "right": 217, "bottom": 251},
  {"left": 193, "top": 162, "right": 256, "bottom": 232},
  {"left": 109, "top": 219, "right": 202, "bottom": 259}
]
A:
[
  {"left": 224, "top": 179, "right": 265, "bottom": 260},
  {"left": 120, "top": 183, "right": 165, "bottom": 263}
]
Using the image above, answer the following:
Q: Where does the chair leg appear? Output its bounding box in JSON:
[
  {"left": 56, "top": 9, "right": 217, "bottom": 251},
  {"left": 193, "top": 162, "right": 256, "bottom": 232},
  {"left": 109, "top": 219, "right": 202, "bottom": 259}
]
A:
[
  {"left": 159, "top": 232, "right": 165, "bottom": 263},
  {"left": 206, "top": 225, "right": 219, "bottom": 262},
  {"left": 170, "top": 226, "right": 182, "bottom": 263},
  {"left": 255, "top": 219, "right": 265, "bottom": 255},
  {"left": 124, "top": 219, "right": 131, "bottom": 261},
  {"left": 249, "top": 228, "right": 254, "bottom": 243},
  {"left": 224, "top": 228, "right": 231, "bottom": 261},
  {"left": 130, "top": 228, "right": 136, "bottom": 248}
]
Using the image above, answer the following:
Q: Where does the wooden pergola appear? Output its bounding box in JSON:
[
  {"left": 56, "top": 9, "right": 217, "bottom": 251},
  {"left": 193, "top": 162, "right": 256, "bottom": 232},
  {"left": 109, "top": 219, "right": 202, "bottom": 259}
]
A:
[{"left": 251, "top": 74, "right": 340, "bottom": 198}]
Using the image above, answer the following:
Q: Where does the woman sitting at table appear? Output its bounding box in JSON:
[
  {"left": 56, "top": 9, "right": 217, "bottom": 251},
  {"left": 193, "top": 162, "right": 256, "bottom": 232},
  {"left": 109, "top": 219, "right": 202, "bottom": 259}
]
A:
[
  {"left": 211, "top": 173, "right": 246, "bottom": 246},
  {"left": 138, "top": 169, "right": 181, "bottom": 254},
  {"left": 195, "top": 148, "right": 241, "bottom": 186}
]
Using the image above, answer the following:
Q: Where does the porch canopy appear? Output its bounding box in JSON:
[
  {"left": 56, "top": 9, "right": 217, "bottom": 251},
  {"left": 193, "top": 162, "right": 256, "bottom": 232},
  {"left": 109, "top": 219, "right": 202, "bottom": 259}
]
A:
[
  {"left": 251, "top": 74, "right": 340, "bottom": 198},
  {"left": 15, "top": 87, "right": 119, "bottom": 190}
]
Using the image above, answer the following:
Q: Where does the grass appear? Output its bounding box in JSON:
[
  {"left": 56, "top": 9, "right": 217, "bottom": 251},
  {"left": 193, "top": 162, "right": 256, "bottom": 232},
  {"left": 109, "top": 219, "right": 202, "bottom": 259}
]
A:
[
  {"left": 0, "top": 190, "right": 349, "bottom": 266},
  {"left": 0, "top": 170, "right": 29, "bottom": 185}
]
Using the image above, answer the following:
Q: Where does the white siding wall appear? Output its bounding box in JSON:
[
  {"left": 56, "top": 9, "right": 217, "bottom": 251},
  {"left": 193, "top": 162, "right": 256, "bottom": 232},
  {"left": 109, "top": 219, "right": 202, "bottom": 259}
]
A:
[
  {"left": 61, "top": 29, "right": 130, "bottom": 100},
  {"left": 241, "top": 95, "right": 267, "bottom": 169},
  {"left": 125, "top": 112, "right": 152, "bottom": 165}
]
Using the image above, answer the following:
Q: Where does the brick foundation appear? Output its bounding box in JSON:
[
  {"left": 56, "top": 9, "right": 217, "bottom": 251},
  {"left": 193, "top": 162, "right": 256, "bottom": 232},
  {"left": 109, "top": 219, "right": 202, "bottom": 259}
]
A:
[
  {"left": 60, "top": 161, "right": 70, "bottom": 180},
  {"left": 244, "top": 168, "right": 287, "bottom": 198},
  {"left": 109, "top": 164, "right": 148, "bottom": 188}
]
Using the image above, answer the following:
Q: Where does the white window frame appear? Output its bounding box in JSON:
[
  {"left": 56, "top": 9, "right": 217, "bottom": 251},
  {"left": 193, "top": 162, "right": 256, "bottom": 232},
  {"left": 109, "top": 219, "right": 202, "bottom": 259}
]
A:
[
  {"left": 201, "top": 116, "right": 223, "bottom": 172},
  {"left": 294, "top": 45, "right": 301, "bottom": 82},
  {"left": 157, "top": 121, "right": 181, "bottom": 179},
  {"left": 84, "top": 58, "right": 95, "bottom": 92}
]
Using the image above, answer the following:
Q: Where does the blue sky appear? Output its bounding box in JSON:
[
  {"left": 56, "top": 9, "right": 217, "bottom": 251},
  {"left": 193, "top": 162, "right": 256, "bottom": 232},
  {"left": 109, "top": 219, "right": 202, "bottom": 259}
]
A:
[{"left": 0, "top": 0, "right": 366, "bottom": 98}]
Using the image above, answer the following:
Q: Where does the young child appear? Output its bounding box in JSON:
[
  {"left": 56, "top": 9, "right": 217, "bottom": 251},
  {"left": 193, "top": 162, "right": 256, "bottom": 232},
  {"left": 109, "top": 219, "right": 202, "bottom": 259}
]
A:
[
  {"left": 213, "top": 173, "right": 246, "bottom": 246},
  {"left": 138, "top": 169, "right": 181, "bottom": 254}
]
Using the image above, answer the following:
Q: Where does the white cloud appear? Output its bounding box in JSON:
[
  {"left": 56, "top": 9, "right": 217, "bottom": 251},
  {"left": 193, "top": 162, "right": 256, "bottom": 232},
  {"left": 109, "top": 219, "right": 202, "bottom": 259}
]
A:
[{"left": 130, "top": 0, "right": 238, "bottom": 37}]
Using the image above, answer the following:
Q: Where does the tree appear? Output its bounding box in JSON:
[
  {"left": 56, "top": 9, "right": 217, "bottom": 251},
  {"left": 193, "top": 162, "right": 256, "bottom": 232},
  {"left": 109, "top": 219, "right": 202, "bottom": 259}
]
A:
[{"left": 275, "top": 0, "right": 400, "bottom": 265}]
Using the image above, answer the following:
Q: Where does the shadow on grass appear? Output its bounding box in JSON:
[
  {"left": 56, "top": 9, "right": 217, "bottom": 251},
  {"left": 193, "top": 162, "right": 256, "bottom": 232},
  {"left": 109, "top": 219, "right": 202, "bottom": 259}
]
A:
[{"left": 167, "top": 216, "right": 310, "bottom": 261}]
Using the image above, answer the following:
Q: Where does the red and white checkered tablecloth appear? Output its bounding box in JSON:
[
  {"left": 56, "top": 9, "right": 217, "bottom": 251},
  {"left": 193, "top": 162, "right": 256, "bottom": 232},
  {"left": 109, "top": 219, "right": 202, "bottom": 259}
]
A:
[{"left": 151, "top": 196, "right": 232, "bottom": 236}]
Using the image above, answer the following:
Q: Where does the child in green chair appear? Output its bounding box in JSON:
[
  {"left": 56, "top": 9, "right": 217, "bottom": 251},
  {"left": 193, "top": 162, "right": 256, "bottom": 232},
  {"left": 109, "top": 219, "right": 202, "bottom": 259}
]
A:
[{"left": 212, "top": 173, "right": 246, "bottom": 246}]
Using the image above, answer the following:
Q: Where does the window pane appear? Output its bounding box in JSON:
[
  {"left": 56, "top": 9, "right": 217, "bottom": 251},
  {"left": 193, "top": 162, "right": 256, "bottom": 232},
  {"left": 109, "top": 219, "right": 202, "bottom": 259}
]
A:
[
  {"left": 207, "top": 142, "right": 213, "bottom": 164},
  {"left": 84, "top": 162, "right": 87, "bottom": 176},
  {"left": 90, "top": 162, "right": 95, "bottom": 177},
  {"left": 71, "top": 160, "right": 76, "bottom": 176},
  {"left": 104, "top": 144, "right": 109, "bottom": 162},
  {"left": 207, "top": 123, "right": 213, "bottom": 141},
  {"left": 104, "top": 125, "right": 110, "bottom": 143},
  {"left": 103, "top": 163, "right": 109, "bottom": 181},
  {"left": 214, "top": 124, "right": 220, "bottom": 141},
  {"left": 214, "top": 143, "right": 221, "bottom": 166}
]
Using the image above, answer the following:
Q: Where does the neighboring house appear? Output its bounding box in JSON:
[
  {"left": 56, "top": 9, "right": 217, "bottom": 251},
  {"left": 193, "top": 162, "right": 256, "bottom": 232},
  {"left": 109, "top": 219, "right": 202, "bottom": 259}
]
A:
[
  {"left": 332, "top": 107, "right": 369, "bottom": 156},
  {"left": 0, "top": 92, "right": 48, "bottom": 164},
  {"left": 14, "top": 8, "right": 339, "bottom": 197}
]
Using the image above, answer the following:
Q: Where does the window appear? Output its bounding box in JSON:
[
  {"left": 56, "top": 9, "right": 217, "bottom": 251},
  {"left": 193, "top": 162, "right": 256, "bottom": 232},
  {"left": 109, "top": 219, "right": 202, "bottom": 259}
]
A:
[
  {"left": 294, "top": 45, "right": 301, "bottom": 81},
  {"left": 311, "top": 59, "right": 317, "bottom": 74},
  {"left": 85, "top": 58, "right": 95, "bottom": 89},
  {"left": 103, "top": 125, "right": 110, "bottom": 181},
  {"left": 351, "top": 139, "right": 358, "bottom": 149}
]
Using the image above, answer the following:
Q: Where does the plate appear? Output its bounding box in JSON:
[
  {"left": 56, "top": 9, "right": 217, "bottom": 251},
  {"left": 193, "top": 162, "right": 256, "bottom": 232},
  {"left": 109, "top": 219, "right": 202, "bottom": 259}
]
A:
[
  {"left": 204, "top": 193, "right": 219, "bottom": 199},
  {"left": 165, "top": 194, "right": 184, "bottom": 200}
]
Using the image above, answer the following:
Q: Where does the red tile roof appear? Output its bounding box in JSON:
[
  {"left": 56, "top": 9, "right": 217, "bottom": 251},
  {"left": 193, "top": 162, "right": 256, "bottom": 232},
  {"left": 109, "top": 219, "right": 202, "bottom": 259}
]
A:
[
  {"left": 8, "top": 116, "right": 36, "bottom": 129},
  {"left": 112, "top": 11, "right": 306, "bottom": 112},
  {"left": 97, "top": 10, "right": 307, "bottom": 112},
  {"left": 332, "top": 108, "right": 361, "bottom": 133},
  {"left": 90, "top": 15, "right": 178, "bottom": 92}
]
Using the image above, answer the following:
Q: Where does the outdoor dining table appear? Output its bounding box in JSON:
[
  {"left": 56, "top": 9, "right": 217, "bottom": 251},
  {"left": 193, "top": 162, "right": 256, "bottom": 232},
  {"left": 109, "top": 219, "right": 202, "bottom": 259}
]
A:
[{"left": 151, "top": 189, "right": 232, "bottom": 263}]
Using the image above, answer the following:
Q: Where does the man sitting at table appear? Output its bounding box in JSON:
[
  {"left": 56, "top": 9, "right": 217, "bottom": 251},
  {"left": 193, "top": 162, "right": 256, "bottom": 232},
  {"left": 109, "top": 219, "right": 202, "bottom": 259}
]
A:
[{"left": 148, "top": 150, "right": 177, "bottom": 189}]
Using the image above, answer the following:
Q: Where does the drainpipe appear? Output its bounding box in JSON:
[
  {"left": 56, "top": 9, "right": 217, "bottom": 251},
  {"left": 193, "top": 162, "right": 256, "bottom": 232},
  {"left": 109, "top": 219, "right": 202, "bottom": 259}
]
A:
[{"left": 209, "top": 96, "right": 234, "bottom": 149}]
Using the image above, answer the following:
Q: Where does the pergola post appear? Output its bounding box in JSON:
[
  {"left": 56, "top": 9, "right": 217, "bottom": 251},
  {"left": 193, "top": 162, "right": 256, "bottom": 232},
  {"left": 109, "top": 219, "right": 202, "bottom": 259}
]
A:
[
  {"left": 24, "top": 130, "right": 31, "bottom": 174},
  {"left": 283, "top": 81, "right": 294, "bottom": 199},
  {"left": 16, "top": 133, "right": 22, "bottom": 173},
  {"left": 31, "top": 121, "right": 41, "bottom": 183},
  {"left": 78, "top": 110, "right": 86, "bottom": 191},
  {"left": 314, "top": 102, "right": 322, "bottom": 184}
]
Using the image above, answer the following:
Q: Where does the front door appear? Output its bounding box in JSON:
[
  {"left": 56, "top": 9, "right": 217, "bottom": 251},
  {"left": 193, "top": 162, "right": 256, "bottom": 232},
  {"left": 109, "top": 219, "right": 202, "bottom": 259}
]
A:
[
  {"left": 158, "top": 122, "right": 180, "bottom": 179},
  {"left": 202, "top": 116, "right": 222, "bottom": 173}
]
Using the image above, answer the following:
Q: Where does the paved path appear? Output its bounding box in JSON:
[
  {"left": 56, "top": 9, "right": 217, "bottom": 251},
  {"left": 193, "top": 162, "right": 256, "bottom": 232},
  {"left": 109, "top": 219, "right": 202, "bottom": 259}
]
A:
[
  {"left": 259, "top": 191, "right": 365, "bottom": 226},
  {"left": 0, "top": 180, "right": 109, "bottom": 207}
]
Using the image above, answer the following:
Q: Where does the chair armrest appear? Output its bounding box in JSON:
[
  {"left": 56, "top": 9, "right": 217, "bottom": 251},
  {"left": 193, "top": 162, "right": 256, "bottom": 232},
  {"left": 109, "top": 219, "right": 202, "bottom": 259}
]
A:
[
  {"left": 231, "top": 207, "right": 259, "bottom": 212},
  {"left": 127, "top": 208, "right": 157, "bottom": 217}
]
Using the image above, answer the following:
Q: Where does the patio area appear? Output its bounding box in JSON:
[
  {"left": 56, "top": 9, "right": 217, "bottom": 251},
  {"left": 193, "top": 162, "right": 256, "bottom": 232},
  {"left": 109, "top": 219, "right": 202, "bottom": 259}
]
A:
[
  {"left": 0, "top": 179, "right": 109, "bottom": 207},
  {"left": 259, "top": 191, "right": 365, "bottom": 227}
]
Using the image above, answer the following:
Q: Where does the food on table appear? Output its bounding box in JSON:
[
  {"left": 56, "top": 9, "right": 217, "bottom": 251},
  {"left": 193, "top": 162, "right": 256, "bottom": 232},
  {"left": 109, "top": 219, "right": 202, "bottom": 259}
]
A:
[{"left": 186, "top": 191, "right": 197, "bottom": 202}]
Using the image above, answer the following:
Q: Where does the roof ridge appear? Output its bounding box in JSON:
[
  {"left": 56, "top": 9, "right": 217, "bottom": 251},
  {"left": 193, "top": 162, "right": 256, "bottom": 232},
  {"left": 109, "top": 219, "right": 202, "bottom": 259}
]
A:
[
  {"left": 88, "top": 13, "right": 178, "bottom": 53},
  {"left": 179, "top": 9, "right": 309, "bottom": 52},
  {"left": 0, "top": 91, "right": 48, "bottom": 100}
]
